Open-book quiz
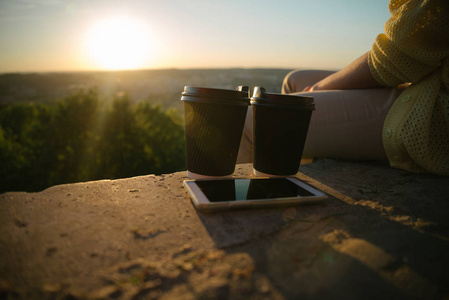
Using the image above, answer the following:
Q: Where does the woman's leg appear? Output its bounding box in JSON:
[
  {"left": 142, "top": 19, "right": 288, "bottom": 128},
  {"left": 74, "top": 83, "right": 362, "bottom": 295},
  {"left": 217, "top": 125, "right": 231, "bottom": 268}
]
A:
[
  {"left": 237, "top": 70, "right": 404, "bottom": 163},
  {"left": 236, "top": 107, "right": 254, "bottom": 163},
  {"left": 299, "top": 88, "right": 402, "bottom": 160}
]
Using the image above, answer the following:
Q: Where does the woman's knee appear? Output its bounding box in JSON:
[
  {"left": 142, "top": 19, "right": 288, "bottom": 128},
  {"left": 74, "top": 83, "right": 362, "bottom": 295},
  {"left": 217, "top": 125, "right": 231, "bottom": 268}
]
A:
[{"left": 282, "top": 69, "right": 336, "bottom": 94}]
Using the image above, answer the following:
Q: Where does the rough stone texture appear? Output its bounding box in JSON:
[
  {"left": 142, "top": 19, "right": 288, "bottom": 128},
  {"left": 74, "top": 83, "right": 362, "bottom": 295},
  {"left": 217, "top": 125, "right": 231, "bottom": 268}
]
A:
[{"left": 1, "top": 160, "right": 448, "bottom": 299}]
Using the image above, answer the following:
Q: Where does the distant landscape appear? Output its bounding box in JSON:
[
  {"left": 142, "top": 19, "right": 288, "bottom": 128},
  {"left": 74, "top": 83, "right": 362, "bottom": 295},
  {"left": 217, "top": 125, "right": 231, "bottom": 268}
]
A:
[
  {"left": 0, "top": 68, "right": 293, "bottom": 109},
  {"left": 0, "top": 69, "right": 293, "bottom": 193}
]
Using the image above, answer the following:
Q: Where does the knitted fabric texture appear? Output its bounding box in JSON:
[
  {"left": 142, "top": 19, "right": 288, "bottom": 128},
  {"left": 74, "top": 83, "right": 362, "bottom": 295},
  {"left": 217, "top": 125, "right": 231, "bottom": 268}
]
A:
[{"left": 368, "top": 0, "right": 449, "bottom": 175}]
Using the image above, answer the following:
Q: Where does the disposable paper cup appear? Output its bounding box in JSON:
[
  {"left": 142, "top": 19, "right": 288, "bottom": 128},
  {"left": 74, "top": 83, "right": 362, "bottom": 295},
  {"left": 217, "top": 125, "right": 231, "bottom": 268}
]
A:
[
  {"left": 251, "top": 87, "right": 314, "bottom": 177},
  {"left": 182, "top": 86, "right": 250, "bottom": 179}
]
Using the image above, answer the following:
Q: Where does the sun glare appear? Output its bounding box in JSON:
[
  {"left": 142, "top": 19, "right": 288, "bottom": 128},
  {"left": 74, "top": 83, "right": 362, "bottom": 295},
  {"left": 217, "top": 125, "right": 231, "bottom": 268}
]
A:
[{"left": 85, "top": 17, "right": 153, "bottom": 70}]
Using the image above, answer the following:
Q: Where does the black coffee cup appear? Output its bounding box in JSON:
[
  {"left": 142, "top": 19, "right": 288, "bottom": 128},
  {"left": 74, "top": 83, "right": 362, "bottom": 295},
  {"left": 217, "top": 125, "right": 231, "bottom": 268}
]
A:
[
  {"left": 181, "top": 86, "right": 250, "bottom": 179},
  {"left": 251, "top": 87, "right": 314, "bottom": 176}
]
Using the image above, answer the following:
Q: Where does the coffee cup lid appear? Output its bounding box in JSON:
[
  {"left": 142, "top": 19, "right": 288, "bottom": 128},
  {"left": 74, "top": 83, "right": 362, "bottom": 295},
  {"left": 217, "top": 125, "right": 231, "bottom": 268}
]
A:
[
  {"left": 250, "top": 87, "right": 314, "bottom": 110},
  {"left": 181, "top": 86, "right": 250, "bottom": 106}
]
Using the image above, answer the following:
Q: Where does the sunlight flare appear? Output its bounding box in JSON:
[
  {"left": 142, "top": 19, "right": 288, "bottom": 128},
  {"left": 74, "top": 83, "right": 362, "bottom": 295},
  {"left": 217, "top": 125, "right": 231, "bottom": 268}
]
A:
[{"left": 85, "top": 16, "right": 154, "bottom": 70}]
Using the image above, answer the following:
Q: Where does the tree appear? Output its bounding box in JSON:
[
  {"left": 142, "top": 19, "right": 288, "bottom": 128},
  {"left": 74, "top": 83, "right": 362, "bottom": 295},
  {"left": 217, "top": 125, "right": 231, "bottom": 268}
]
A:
[{"left": 0, "top": 89, "right": 186, "bottom": 193}]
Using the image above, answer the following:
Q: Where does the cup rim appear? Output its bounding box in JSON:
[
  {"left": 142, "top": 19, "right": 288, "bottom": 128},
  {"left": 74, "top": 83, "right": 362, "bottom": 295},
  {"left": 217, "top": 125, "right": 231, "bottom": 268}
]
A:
[
  {"left": 251, "top": 86, "right": 314, "bottom": 110},
  {"left": 182, "top": 86, "right": 250, "bottom": 99},
  {"left": 181, "top": 86, "right": 250, "bottom": 106}
]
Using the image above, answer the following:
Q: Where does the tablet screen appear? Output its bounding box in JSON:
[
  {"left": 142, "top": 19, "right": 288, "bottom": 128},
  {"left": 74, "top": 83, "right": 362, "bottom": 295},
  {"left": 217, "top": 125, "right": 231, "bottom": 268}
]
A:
[{"left": 194, "top": 178, "right": 314, "bottom": 202}]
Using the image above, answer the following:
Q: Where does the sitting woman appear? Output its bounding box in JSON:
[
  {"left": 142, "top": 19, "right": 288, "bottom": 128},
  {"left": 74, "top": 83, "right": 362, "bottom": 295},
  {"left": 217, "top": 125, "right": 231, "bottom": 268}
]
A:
[{"left": 238, "top": 0, "right": 449, "bottom": 176}]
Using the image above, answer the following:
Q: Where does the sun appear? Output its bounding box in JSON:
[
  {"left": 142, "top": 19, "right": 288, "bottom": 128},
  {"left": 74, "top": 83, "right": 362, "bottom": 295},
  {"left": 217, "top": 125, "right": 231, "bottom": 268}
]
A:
[{"left": 85, "top": 17, "right": 154, "bottom": 70}]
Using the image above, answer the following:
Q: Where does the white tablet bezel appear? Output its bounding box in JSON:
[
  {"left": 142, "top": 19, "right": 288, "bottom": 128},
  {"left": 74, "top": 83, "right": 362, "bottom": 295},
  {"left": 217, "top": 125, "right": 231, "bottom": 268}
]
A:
[{"left": 183, "top": 177, "right": 327, "bottom": 212}]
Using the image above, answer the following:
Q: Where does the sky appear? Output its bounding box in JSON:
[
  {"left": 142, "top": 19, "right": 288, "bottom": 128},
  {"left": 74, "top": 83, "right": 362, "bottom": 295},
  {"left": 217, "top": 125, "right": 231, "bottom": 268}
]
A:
[{"left": 0, "top": 0, "right": 391, "bottom": 73}]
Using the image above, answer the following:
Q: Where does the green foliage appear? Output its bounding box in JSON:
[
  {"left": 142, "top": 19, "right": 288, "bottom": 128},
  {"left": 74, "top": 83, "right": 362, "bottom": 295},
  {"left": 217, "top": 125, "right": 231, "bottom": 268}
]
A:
[{"left": 0, "top": 89, "right": 186, "bottom": 192}]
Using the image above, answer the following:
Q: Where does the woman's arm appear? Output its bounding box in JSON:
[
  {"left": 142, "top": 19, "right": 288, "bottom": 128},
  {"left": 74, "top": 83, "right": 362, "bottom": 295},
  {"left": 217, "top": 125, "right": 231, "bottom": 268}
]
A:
[{"left": 308, "top": 52, "right": 384, "bottom": 91}]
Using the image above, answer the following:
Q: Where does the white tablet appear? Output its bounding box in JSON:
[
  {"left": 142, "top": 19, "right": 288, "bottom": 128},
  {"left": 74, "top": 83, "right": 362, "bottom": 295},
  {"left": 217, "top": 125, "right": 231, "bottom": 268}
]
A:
[{"left": 183, "top": 177, "right": 327, "bottom": 212}]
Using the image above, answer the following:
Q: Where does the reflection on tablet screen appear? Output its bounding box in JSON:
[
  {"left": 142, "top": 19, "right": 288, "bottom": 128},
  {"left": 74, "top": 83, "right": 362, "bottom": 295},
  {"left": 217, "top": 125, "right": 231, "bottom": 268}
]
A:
[{"left": 195, "top": 178, "right": 314, "bottom": 202}]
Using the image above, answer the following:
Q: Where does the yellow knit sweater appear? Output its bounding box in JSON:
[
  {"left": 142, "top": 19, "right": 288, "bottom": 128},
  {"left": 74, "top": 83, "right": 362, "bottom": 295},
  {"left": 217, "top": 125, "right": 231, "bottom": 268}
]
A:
[{"left": 368, "top": 0, "right": 449, "bottom": 176}]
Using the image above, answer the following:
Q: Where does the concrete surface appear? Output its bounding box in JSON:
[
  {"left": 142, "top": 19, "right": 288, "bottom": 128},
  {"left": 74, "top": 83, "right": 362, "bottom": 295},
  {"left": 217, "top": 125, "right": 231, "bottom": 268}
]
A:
[{"left": 1, "top": 160, "right": 449, "bottom": 299}]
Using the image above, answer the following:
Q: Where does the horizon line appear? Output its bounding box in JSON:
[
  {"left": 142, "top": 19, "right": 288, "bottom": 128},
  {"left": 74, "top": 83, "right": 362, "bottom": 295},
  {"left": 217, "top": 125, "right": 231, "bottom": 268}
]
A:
[{"left": 0, "top": 66, "right": 310, "bottom": 76}]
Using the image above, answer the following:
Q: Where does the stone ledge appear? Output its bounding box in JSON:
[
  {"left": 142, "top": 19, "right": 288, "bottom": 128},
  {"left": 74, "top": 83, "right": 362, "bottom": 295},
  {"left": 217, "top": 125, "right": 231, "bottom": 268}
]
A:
[{"left": 1, "top": 160, "right": 448, "bottom": 299}]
